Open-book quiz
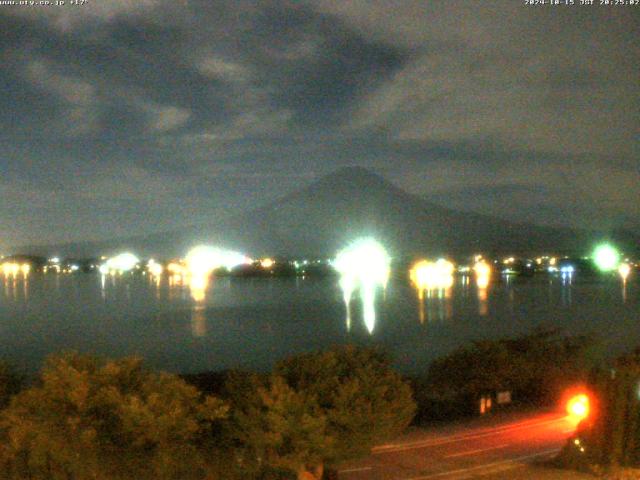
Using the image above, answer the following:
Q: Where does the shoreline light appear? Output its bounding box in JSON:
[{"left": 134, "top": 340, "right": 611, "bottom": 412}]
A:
[
  {"left": 410, "top": 259, "right": 455, "bottom": 291},
  {"left": 100, "top": 252, "right": 140, "bottom": 274},
  {"left": 1, "top": 262, "right": 30, "bottom": 277},
  {"left": 618, "top": 263, "right": 631, "bottom": 280},
  {"left": 186, "top": 245, "right": 250, "bottom": 276},
  {"left": 260, "top": 258, "right": 274, "bottom": 269},
  {"left": 147, "top": 259, "right": 163, "bottom": 277},
  {"left": 593, "top": 244, "right": 620, "bottom": 272},
  {"left": 334, "top": 238, "right": 390, "bottom": 333},
  {"left": 473, "top": 260, "right": 491, "bottom": 289}
]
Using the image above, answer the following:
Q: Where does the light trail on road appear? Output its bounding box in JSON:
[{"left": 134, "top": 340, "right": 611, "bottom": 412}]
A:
[{"left": 338, "top": 412, "right": 575, "bottom": 479}]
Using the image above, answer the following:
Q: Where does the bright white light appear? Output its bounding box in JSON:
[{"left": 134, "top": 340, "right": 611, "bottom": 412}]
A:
[
  {"left": 560, "top": 266, "right": 575, "bottom": 274},
  {"left": 103, "top": 252, "right": 139, "bottom": 273},
  {"left": 474, "top": 260, "right": 491, "bottom": 289},
  {"left": 593, "top": 244, "right": 620, "bottom": 272},
  {"left": 619, "top": 263, "right": 631, "bottom": 280},
  {"left": 335, "top": 238, "right": 390, "bottom": 333},
  {"left": 219, "top": 251, "right": 250, "bottom": 270},
  {"left": 148, "top": 259, "right": 163, "bottom": 277},
  {"left": 0, "top": 263, "right": 28, "bottom": 277},
  {"left": 186, "top": 245, "right": 249, "bottom": 276},
  {"left": 186, "top": 246, "right": 218, "bottom": 276},
  {"left": 362, "top": 284, "right": 376, "bottom": 334},
  {"left": 334, "top": 238, "right": 390, "bottom": 287},
  {"left": 189, "top": 274, "right": 208, "bottom": 302}
]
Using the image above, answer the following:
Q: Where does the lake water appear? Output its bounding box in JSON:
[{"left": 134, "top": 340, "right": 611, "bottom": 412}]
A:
[{"left": 0, "top": 271, "right": 637, "bottom": 375}]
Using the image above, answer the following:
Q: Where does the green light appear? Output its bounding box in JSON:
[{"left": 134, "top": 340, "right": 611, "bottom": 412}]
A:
[{"left": 593, "top": 244, "right": 620, "bottom": 272}]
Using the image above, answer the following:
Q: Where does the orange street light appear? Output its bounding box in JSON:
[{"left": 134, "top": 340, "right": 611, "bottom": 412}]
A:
[{"left": 566, "top": 394, "right": 590, "bottom": 421}]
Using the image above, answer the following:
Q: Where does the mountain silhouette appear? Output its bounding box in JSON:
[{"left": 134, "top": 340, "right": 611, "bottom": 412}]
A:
[
  {"left": 15, "top": 166, "right": 638, "bottom": 258},
  {"left": 219, "top": 166, "right": 588, "bottom": 257}
]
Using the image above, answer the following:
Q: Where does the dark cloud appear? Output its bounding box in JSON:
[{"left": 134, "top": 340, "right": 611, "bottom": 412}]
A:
[{"left": 0, "top": 0, "right": 638, "bottom": 249}]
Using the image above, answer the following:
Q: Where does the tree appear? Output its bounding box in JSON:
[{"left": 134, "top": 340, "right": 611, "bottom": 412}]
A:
[
  {"left": 590, "top": 349, "right": 640, "bottom": 468},
  {"left": 0, "top": 352, "right": 228, "bottom": 480},
  {"left": 223, "top": 372, "right": 333, "bottom": 480},
  {"left": 275, "top": 346, "right": 416, "bottom": 464},
  {"left": 223, "top": 346, "right": 415, "bottom": 480},
  {"left": 0, "top": 361, "right": 23, "bottom": 409},
  {"left": 425, "top": 328, "right": 595, "bottom": 407}
]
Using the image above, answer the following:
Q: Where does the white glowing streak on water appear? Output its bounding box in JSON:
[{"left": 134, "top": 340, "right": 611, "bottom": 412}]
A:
[
  {"left": 361, "top": 281, "right": 376, "bottom": 334},
  {"left": 189, "top": 274, "right": 208, "bottom": 302},
  {"left": 340, "top": 275, "right": 355, "bottom": 331}
]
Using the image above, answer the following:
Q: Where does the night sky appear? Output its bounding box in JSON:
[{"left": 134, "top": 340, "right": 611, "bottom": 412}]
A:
[{"left": 1, "top": 1, "right": 638, "bottom": 249}]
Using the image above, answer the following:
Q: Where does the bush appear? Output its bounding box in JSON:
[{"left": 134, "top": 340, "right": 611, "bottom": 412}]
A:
[
  {"left": 0, "top": 361, "right": 23, "bottom": 409},
  {"left": 275, "top": 345, "right": 416, "bottom": 463},
  {"left": 223, "top": 346, "right": 416, "bottom": 480},
  {"left": 0, "top": 352, "right": 228, "bottom": 480},
  {"left": 423, "top": 328, "right": 595, "bottom": 413}
]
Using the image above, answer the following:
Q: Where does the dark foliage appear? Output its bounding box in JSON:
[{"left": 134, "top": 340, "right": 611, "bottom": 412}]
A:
[{"left": 416, "top": 328, "right": 596, "bottom": 422}]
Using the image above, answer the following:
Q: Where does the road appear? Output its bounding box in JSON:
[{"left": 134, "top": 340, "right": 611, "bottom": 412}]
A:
[{"left": 338, "top": 411, "right": 578, "bottom": 479}]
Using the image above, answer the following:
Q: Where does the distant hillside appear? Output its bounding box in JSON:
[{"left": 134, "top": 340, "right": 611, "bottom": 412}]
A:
[{"left": 14, "top": 167, "right": 639, "bottom": 258}]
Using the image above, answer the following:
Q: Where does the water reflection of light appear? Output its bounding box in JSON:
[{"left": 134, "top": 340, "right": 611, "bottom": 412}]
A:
[
  {"left": 339, "top": 275, "right": 356, "bottom": 331},
  {"left": 0, "top": 264, "right": 30, "bottom": 302},
  {"left": 477, "top": 288, "right": 488, "bottom": 316},
  {"left": 189, "top": 274, "right": 209, "bottom": 302},
  {"left": 561, "top": 281, "right": 573, "bottom": 306},
  {"left": 418, "top": 294, "right": 426, "bottom": 323},
  {"left": 361, "top": 283, "right": 377, "bottom": 333},
  {"left": 473, "top": 260, "right": 491, "bottom": 316},
  {"left": 147, "top": 259, "right": 163, "bottom": 277},
  {"left": 619, "top": 263, "right": 631, "bottom": 280},
  {"left": 334, "top": 238, "right": 390, "bottom": 333},
  {"left": 460, "top": 275, "right": 470, "bottom": 298},
  {"left": 559, "top": 266, "right": 574, "bottom": 306},
  {"left": 188, "top": 274, "right": 210, "bottom": 338},
  {"left": 619, "top": 263, "right": 631, "bottom": 303},
  {"left": 22, "top": 275, "right": 28, "bottom": 301},
  {"left": 9, "top": 277, "right": 16, "bottom": 302},
  {"left": 474, "top": 261, "right": 491, "bottom": 288},
  {"left": 167, "top": 262, "right": 186, "bottom": 276},
  {"left": 183, "top": 249, "right": 220, "bottom": 336},
  {"left": 191, "top": 305, "right": 207, "bottom": 337}
]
